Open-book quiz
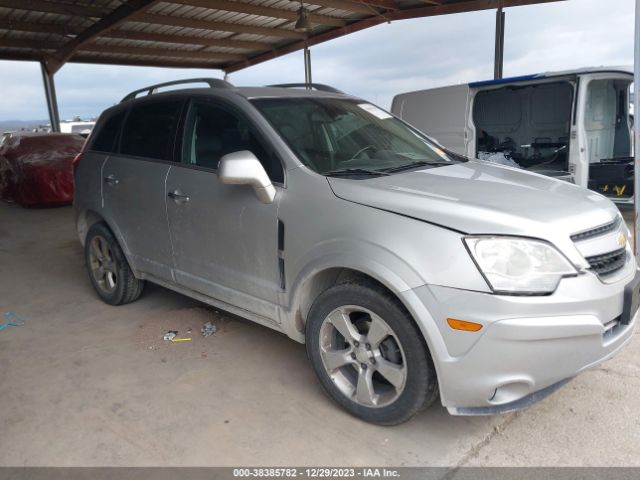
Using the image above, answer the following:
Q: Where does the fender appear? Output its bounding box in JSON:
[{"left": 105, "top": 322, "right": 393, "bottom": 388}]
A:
[
  {"left": 281, "top": 237, "right": 425, "bottom": 339},
  {"left": 75, "top": 206, "right": 139, "bottom": 277},
  {"left": 289, "top": 235, "right": 425, "bottom": 295},
  {"left": 282, "top": 240, "right": 451, "bottom": 388}
]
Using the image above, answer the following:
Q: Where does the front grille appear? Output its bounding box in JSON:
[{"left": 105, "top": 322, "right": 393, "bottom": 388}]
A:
[
  {"left": 570, "top": 216, "right": 621, "bottom": 242},
  {"left": 585, "top": 248, "right": 627, "bottom": 276}
]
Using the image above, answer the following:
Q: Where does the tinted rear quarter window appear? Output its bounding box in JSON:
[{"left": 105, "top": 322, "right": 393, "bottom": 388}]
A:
[
  {"left": 120, "top": 101, "right": 182, "bottom": 161},
  {"left": 90, "top": 110, "right": 126, "bottom": 153}
]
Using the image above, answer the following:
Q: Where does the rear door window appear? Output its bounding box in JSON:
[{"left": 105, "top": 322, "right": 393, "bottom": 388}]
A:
[{"left": 120, "top": 100, "right": 182, "bottom": 161}]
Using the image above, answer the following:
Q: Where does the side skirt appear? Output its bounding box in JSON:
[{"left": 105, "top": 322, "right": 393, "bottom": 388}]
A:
[{"left": 140, "top": 273, "right": 285, "bottom": 336}]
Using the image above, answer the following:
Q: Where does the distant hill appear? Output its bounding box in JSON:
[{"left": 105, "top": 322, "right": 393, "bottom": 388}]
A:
[{"left": 0, "top": 120, "right": 49, "bottom": 132}]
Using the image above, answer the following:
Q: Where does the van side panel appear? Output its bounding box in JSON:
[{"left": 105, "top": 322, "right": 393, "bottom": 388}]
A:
[{"left": 391, "top": 84, "right": 470, "bottom": 156}]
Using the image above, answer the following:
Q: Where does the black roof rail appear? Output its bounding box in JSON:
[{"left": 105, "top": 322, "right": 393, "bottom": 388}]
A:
[
  {"left": 268, "top": 83, "right": 344, "bottom": 94},
  {"left": 120, "top": 78, "right": 233, "bottom": 103}
]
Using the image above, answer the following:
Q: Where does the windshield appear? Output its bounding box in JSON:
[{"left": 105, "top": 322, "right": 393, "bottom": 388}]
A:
[{"left": 251, "top": 97, "right": 464, "bottom": 176}]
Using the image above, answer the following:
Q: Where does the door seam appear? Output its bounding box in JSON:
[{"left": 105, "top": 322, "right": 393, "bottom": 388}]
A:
[
  {"left": 100, "top": 155, "right": 109, "bottom": 209},
  {"left": 163, "top": 165, "right": 177, "bottom": 283}
]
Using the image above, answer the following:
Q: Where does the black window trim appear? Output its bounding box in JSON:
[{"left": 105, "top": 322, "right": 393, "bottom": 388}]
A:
[{"left": 175, "top": 97, "right": 287, "bottom": 187}]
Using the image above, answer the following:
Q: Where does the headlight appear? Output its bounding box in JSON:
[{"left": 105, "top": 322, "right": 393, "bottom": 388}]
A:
[{"left": 464, "top": 236, "right": 578, "bottom": 295}]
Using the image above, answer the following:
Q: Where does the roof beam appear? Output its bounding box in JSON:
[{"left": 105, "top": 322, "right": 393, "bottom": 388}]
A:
[
  {"left": 173, "top": 0, "right": 345, "bottom": 27},
  {"left": 129, "top": 12, "right": 306, "bottom": 38},
  {"left": 0, "top": 19, "right": 273, "bottom": 51},
  {"left": 353, "top": 0, "right": 397, "bottom": 10},
  {"left": 70, "top": 55, "right": 224, "bottom": 69},
  {"left": 388, "top": 0, "right": 565, "bottom": 20},
  {"left": 0, "top": 49, "right": 224, "bottom": 69},
  {"left": 1, "top": 38, "right": 244, "bottom": 62},
  {"left": 0, "top": 0, "right": 109, "bottom": 17},
  {"left": 102, "top": 30, "right": 272, "bottom": 51},
  {"left": 0, "top": 38, "right": 57, "bottom": 51},
  {"left": 46, "top": 0, "right": 163, "bottom": 74},
  {"left": 0, "top": 50, "right": 44, "bottom": 62},
  {"left": 298, "top": 0, "right": 381, "bottom": 14},
  {"left": 0, "top": 19, "right": 83, "bottom": 35},
  {"left": 80, "top": 43, "right": 246, "bottom": 61}
]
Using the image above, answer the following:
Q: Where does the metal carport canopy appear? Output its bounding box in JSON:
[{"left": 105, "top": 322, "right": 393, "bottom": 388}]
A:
[{"left": 0, "top": 0, "right": 562, "bottom": 75}]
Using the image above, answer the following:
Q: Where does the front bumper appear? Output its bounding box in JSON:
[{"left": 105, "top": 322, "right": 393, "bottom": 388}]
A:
[{"left": 400, "top": 266, "right": 638, "bottom": 415}]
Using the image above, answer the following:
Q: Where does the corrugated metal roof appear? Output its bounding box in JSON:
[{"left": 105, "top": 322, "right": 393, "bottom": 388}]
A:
[{"left": 0, "top": 0, "right": 565, "bottom": 74}]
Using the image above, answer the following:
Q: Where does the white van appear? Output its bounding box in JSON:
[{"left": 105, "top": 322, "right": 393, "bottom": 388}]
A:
[
  {"left": 391, "top": 67, "right": 634, "bottom": 203},
  {"left": 60, "top": 120, "right": 95, "bottom": 137}
]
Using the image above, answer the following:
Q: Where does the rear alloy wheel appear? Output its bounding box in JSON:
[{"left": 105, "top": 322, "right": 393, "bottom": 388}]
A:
[
  {"left": 306, "top": 281, "right": 437, "bottom": 425},
  {"left": 84, "top": 222, "right": 144, "bottom": 305},
  {"left": 88, "top": 235, "right": 118, "bottom": 294}
]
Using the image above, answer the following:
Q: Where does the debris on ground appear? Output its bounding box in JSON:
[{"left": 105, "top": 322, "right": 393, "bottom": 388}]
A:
[
  {"left": 201, "top": 321, "right": 216, "bottom": 337},
  {"left": 162, "top": 330, "right": 192, "bottom": 342},
  {"left": 0, "top": 311, "right": 25, "bottom": 332},
  {"left": 163, "top": 331, "right": 178, "bottom": 341},
  {"left": 135, "top": 307, "right": 229, "bottom": 354}
]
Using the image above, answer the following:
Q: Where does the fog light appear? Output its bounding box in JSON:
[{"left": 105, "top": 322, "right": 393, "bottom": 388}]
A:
[{"left": 447, "top": 318, "right": 483, "bottom": 332}]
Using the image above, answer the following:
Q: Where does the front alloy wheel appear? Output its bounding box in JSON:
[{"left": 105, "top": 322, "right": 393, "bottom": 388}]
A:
[
  {"left": 319, "top": 306, "right": 407, "bottom": 408},
  {"left": 306, "top": 281, "right": 438, "bottom": 425}
]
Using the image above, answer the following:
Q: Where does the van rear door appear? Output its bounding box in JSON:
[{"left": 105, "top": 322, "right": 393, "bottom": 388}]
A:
[{"left": 391, "top": 84, "right": 470, "bottom": 156}]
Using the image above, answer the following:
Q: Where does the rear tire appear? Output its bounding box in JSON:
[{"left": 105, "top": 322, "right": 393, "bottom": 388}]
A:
[
  {"left": 84, "top": 222, "right": 144, "bottom": 305},
  {"left": 306, "top": 280, "right": 438, "bottom": 425}
]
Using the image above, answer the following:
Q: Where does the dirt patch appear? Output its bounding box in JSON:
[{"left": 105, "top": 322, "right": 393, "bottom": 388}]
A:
[
  {"left": 58, "top": 239, "right": 83, "bottom": 255},
  {"left": 132, "top": 306, "right": 242, "bottom": 359}
]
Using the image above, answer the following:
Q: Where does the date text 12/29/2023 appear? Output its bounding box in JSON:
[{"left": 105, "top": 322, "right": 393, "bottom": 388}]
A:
[{"left": 233, "top": 468, "right": 400, "bottom": 478}]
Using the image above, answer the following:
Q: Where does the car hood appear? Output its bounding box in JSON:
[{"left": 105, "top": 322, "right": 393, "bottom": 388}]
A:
[{"left": 327, "top": 161, "right": 619, "bottom": 237}]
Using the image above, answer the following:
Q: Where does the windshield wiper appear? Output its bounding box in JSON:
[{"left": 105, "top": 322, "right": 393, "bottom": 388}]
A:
[
  {"left": 323, "top": 167, "right": 390, "bottom": 177},
  {"left": 381, "top": 160, "right": 451, "bottom": 173}
]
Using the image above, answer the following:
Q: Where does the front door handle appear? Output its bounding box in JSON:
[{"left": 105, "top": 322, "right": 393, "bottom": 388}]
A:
[
  {"left": 168, "top": 190, "right": 190, "bottom": 203},
  {"left": 104, "top": 174, "right": 119, "bottom": 185}
]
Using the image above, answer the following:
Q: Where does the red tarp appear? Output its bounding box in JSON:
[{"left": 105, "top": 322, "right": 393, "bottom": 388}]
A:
[{"left": 0, "top": 133, "right": 85, "bottom": 207}]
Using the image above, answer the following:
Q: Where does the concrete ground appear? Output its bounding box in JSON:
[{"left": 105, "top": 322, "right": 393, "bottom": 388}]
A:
[{"left": 0, "top": 202, "right": 638, "bottom": 467}]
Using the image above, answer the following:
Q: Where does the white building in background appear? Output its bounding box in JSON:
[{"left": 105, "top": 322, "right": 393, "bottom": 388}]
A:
[{"left": 59, "top": 117, "right": 95, "bottom": 137}]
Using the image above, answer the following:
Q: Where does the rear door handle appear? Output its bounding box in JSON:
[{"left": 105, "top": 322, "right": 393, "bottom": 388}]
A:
[
  {"left": 168, "top": 190, "right": 190, "bottom": 203},
  {"left": 104, "top": 174, "right": 119, "bottom": 185}
]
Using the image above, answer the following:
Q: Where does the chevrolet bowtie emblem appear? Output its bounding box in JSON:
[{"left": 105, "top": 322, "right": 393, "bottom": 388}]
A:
[{"left": 618, "top": 233, "right": 627, "bottom": 248}]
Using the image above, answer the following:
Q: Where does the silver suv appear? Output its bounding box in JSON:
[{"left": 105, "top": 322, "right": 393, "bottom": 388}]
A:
[{"left": 74, "top": 78, "right": 638, "bottom": 424}]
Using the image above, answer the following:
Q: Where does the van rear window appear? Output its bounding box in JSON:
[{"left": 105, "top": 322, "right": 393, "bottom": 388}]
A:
[{"left": 120, "top": 101, "right": 182, "bottom": 161}]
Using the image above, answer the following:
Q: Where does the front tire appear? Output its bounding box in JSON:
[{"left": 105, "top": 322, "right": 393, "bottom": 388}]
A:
[
  {"left": 84, "top": 222, "right": 144, "bottom": 306},
  {"left": 306, "top": 281, "right": 437, "bottom": 425}
]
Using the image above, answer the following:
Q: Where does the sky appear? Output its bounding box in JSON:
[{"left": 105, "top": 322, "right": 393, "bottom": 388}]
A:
[{"left": 0, "top": 0, "right": 635, "bottom": 121}]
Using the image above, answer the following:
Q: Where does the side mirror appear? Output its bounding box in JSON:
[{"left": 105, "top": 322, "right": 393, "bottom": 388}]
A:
[{"left": 218, "top": 151, "right": 276, "bottom": 204}]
